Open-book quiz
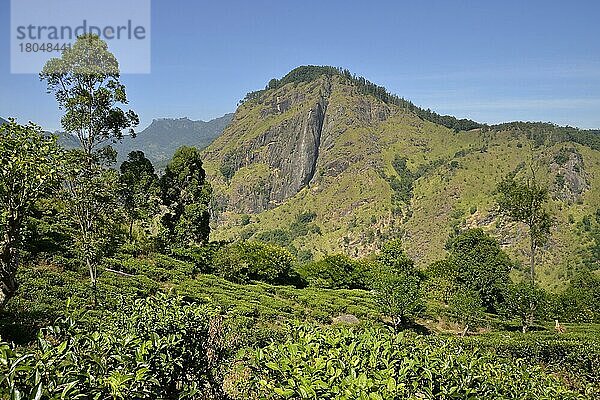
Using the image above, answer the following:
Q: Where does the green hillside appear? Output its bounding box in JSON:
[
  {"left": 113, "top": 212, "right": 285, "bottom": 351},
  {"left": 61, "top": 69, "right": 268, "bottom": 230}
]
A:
[{"left": 202, "top": 66, "right": 600, "bottom": 291}]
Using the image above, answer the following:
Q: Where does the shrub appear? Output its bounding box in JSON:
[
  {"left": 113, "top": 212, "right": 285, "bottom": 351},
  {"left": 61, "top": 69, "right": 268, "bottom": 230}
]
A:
[
  {"left": 230, "top": 325, "right": 583, "bottom": 399},
  {"left": 502, "top": 282, "right": 548, "bottom": 332},
  {"left": 298, "top": 254, "right": 369, "bottom": 289},
  {"left": 448, "top": 289, "right": 485, "bottom": 336},
  {"left": 0, "top": 294, "right": 227, "bottom": 399},
  {"left": 444, "top": 229, "right": 513, "bottom": 312},
  {"left": 378, "top": 239, "right": 415, "bottom": 274},
  {"left": 372, "top": 271, "right": 424, "bottom": 331},
  {"left": 556, "top": 272, "right": 600, "bottom": 323},
  {"left": 212, "top": 241, "right": 300, "bottom": 286}
]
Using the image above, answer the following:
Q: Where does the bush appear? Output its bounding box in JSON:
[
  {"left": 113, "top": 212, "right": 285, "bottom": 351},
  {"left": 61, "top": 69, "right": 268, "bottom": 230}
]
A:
[
  {"left": 212, "top": 241, "right": 301, "bottom": 286},
  {"left": 378, "top": 238, "right": 415, "bottom": 274},
  {"left": 444, "top": 229, "right": 513, "bottom": 312},
  {"left": 0, "top": 294, "right": 227, "bottom": 399},
  {"left": 555, "top": 272, "right": 600, "bottom": 323},
  {"left": 448, "top": 289, "right": 485, "bottom": 336},
  {"left": 373, "top": 271, "right": 423, "bottom": 331},
  {"left": 466, "top": 331, "right": 600, "bottom": 392},
  {"left": 230, "top": 324, "right": 583, "bottom": 399},
  {"left": 298, "top": 254, "right": 370, "bottom": 289}
]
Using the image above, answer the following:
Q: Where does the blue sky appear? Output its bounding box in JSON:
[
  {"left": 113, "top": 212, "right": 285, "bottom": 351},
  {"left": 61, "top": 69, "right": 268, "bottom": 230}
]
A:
[{"left": 1, "top": 0, "right": 600, "bottom": 131}]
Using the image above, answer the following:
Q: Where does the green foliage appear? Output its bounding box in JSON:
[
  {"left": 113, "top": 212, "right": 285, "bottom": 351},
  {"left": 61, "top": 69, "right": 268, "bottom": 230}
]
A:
[
  {"left": 232, "top": 324, "right": 582, "bottom": 399},
  {"left": 104, "top": 253, "right": 196, "bottom": 283},
  {"left": 386, "top": 156, "right": 416, "bottom": 217},
  {"left": 160, "top": 146, "right": 211, "bottom": 246},
  {"left": 443, "top": 229, "right": 512, "bottom": 312},
  {"left": 0, "top": 120, "right": 64, "bottom": 306},
  {"left": 240, "top": 214, "right": 251, "bottom": 226},
  {"left": 497, "top": 175, "right": 552, "bottom": 282},
  {"left": 448, "top": 289, "right": 485, "bottom": 335},
  {"left": 298, "top": 254, "right": 369, "bottom": 289},
  {"left": 22, "top": 198, "right": 74, "bottom": 260},
  {"left": 556, "top": 271, "right": 600, "bottom": 323},
  {"left": 378, "top": 238, "right": 415, "bottom": 274},
  {"left": 212, "top": 241, "right": 300, "bottom": 285},
  {"left": 41, "top": 34, "right": 140, "bottom": 304},
  {"left": 371, "top": 240, "right": 423, "bottom": 330},
  {"left": 119, "top": 151, "right": 159, "bottom": 240},
  {"left": 220, "top": 152, "right": 237, "bottom": 180},
  {"left": 289, "top": 212, "right": 321, "bottom": 238},
  {"left": 40, "top": 34, "right": 139, "bottom": 156},
  {"left": 502, "top": 282, "right": 548, "bottom": 333},
  {"left": 373, "top": 271, "right": 423, "bottom": 331},
  {"left": 466, "top": 330, "right": 600, "bottom": 393},
  {"left": 0, "top": 294, "right": 227, "bottom": 399},
  {"left": 491, "top": 121, "right": 600, "bottom": 152},
  {"left": 178, "top": 275, "right": 378, "bottom": 328},
  {"left": 61, "top": 150, "right": 124, "bottom": 300},
  {"left": 254, "top": 229, "right": 293, "bottom": 248}
]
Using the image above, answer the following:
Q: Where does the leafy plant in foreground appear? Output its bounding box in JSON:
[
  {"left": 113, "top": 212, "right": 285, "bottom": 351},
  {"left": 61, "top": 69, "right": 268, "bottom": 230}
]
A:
[{"left": 231, "top": 324, "right": 583, "bottom": 399}]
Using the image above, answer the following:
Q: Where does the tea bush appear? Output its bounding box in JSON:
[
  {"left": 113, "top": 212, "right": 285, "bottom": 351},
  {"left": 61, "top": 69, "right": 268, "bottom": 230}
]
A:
[
  {"left": 231, "top": 325, "right": 584, "bottom": 399},
  {"left": 0, "top": 294, "right": 227, "bottom": 399}
]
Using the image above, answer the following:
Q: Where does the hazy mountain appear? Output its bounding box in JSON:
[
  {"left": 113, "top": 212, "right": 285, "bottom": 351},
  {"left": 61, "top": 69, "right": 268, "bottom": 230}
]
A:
[
  {"left": 0, "top": 117, "right": 79, "bottom": 149},
  {"left": 115, "top": 114, "right": 233, "bottom": 167},
  {"left": 201, "top": 66, "right": 600, "bottom": 291},
  {"left": 54, "top": 131, "right": 80, "bottom": 148},
  {"left": 52, "top": 114, "right": 233, "bottom": 167}
]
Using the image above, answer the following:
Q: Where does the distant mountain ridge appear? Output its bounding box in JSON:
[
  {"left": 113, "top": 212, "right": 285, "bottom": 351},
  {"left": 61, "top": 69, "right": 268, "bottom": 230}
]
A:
[
  {"left": 40, "top": 114, "right": 233, "bottom": 167},
  {"left": 114, "top": 113, "right": 233, "bottom": 167}
]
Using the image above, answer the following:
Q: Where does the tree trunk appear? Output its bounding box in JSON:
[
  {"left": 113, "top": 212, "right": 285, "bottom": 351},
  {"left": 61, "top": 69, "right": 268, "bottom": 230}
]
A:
[
  {"left": 522, "top": 324, "right": 527, "bottom": 333},
  {"left": 0, "top": 216, "right": 20, "bottom": 309},
  {"left": 529, "top": 235, "right": 536, "bottom": 284},
  {"left": 128, "top": 218, "right": 134, "bottom": 242},
  {"left": 461, "top": 324, "right": 469, "bottom": 337},
  {"left": 87, "top": 256, "right": 98, "bottom": 307}
]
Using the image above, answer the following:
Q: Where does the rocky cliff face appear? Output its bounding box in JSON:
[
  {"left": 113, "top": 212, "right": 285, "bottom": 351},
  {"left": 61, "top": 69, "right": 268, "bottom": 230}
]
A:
[{"left": 202, "top": 75, "right": 391, "bottom": 213}]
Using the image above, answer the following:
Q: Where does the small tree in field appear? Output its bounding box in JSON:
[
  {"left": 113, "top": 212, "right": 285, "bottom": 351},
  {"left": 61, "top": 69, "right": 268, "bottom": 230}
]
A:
[
  {"left": 496, "top": 175, "right": 552, "bottom": 283},
  {"left": 378, "top": 238, "right": 416, "bottom": 274},
  {"left": 40, "top": 34, "right": 139, "bottom": 157},
  {"left": 445, "top": 228, "right": 512, "bottom": 312},
  {"left": 373, "top": 271, "right": 423, "bottom": 332},
  {"left": 373, "top": 240, "right": 423, "bottom": 331},
  {"left": 449, "top": 289, "right": 485, "bottom": 337},
  {"left": 0, "top": 121, "right": 63, "bottom": 307},
  {"left": 160, "top": 146, "right": 211, "bottom": 246},
  {"left": 119, "top": 151, "right": 159, "bottom": 241},
  {"left": 41, "top": 34, "right": 138, "bottom": 304},
  {"left": 503, "top": 282, "right": 547, "bottom": 333}
]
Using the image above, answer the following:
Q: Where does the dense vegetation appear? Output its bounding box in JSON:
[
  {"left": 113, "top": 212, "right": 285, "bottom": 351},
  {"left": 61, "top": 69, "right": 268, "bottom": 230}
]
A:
[{"left": 1, "top": 39, "right": 600, "bottom": 398}]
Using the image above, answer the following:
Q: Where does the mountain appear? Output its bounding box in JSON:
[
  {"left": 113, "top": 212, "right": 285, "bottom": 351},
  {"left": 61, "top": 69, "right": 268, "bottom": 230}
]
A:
[
  {"left": 0, "top": 117, "right": 79, "bottom": 149},
  {"left": 201, "top": 66, "right": 600, "bottom": 291},
  {"left": 54, "top": 114, "right": 233, "bottom": 167},
  {"left": 54, "top": 131, "right": 80, "bottom": 148},
  {"left": 115, "top": 114, "right": 233, "bottom": 167}
]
